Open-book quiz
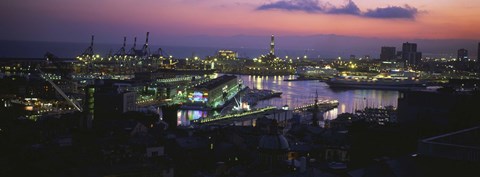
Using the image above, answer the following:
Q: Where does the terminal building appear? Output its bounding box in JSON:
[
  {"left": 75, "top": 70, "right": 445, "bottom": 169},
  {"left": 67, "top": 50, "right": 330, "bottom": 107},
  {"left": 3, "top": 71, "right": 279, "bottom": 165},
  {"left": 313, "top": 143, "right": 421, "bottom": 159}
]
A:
[
  {"left": 187, "top": 75, "right": 240, "bottom": 108},
  {"left": 217, "top": 50, "right": 238, "bottom": 60}
]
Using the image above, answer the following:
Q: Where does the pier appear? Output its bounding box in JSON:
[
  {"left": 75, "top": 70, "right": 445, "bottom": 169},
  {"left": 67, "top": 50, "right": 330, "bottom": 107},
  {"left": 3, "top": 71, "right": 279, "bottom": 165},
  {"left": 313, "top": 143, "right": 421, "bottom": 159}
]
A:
[
  {"left": 293, "top": 99, "right": 339, "bottom": 112},
  {"left": 193, "top": 106, "right": 277, "bottom": 125},
  {"left": 192, "top": 99, "right": 339, "bottom": 126}
]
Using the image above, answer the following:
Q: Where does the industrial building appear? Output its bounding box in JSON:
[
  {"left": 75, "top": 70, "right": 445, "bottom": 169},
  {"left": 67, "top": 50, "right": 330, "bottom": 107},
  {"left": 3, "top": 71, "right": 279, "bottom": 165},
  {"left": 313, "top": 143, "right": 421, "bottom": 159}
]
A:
[{"left": 187, "top": 75, "right": 239, "bottom": 108}]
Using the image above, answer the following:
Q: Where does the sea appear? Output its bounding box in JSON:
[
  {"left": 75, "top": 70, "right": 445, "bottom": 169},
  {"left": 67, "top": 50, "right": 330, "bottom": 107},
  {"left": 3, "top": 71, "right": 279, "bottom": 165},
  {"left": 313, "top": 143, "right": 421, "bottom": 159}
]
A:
[{"left": 177, "top": 74, "right": 399, "bottom": 126}]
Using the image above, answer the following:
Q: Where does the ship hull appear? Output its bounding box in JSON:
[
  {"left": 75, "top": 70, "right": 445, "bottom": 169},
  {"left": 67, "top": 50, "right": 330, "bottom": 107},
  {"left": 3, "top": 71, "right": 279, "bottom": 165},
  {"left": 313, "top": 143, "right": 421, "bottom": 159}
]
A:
[{"left": 325, "top": 79, "right": 426, "bottom": 90}]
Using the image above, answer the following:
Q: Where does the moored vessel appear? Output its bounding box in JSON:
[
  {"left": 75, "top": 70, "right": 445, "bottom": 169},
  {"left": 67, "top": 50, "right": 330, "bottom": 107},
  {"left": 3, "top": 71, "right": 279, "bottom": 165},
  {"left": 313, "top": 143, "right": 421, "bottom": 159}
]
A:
[{"left": 325, "top": 71, "right": 427, "bottom": 90}]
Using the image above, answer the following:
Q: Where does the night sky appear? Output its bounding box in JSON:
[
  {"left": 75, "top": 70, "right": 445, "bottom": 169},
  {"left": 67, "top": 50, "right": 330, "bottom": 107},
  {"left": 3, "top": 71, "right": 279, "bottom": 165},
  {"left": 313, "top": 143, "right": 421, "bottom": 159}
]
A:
[{"left": 1, "top": 0, "right": 479, "bottom": 57}]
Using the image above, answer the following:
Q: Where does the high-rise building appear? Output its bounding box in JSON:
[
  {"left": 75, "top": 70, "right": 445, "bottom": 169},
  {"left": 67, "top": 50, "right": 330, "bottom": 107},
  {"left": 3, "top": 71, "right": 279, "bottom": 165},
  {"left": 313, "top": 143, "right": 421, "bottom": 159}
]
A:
[
  {"left": 457, "top": 49, "right": 468, "bottom": 62},
  {"left": 477, "top": 42, "right": 480, "bottom": 61},
  {"left": 380, "top": 47, "right": 396, "bottom": 61},
  {"left": 402, "top": 42, "right": 422, "bottom": 67}
]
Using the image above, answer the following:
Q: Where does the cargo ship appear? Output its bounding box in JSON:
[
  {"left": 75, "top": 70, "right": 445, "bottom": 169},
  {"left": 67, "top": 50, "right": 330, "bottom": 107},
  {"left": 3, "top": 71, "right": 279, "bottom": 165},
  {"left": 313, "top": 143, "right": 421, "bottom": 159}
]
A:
[
  {"left": 325, "top": 71, "right": 427, "bottom": 90},
  {"left": 294, "top": 66, "right": 338, "bottom": 81}
]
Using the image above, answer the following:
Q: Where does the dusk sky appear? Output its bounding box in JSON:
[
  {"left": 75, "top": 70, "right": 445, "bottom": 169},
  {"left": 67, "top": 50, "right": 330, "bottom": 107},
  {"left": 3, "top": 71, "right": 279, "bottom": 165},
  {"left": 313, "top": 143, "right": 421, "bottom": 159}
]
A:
[{"left": 1, "top": 0, "right": 479, "bottom": 57}]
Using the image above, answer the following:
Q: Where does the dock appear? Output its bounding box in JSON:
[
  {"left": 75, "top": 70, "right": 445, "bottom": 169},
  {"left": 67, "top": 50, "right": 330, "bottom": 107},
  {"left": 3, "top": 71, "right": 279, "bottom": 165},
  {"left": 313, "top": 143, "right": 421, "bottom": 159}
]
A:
[
  {"left": 293, "top": 100, "right": 339, "bottom": 112},
  {"left": 193, "top": 106, "right": 277, "bottom": 124},
  {"left": 192, "top": 99, "right": 339, "bottom": 126}
]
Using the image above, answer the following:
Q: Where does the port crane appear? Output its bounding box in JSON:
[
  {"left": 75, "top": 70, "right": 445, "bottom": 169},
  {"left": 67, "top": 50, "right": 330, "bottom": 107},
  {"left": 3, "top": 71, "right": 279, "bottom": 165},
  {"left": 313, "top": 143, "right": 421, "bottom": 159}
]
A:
[
  {"left": 36, "top": 65, "right": 83, "bottom": 112},
  {"left": 115, "top": 36, "right": 127, "bottom": 56}
]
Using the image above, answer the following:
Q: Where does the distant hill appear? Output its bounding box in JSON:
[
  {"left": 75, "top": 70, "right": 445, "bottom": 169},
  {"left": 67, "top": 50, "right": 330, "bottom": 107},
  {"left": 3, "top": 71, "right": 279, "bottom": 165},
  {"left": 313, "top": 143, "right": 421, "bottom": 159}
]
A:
[{"left": 1, "top": 34, "right": 478, "bottom": 59}]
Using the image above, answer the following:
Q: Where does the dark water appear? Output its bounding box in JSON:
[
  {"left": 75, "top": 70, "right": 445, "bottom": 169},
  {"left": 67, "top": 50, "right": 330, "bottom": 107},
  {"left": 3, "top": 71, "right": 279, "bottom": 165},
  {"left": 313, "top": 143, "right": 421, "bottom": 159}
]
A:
[{"left": 178, "top": 74, "right": 399, "bottom": 126}]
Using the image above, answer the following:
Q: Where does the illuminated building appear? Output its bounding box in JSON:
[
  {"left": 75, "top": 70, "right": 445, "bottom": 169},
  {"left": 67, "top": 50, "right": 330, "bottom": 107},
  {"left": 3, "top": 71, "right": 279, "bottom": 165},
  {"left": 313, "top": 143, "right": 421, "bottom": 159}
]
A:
[
  {"left": 217, "top": 50, "right": 238, "bottom": 60},
  {"left": 266, "top": 34, "right": 277, "bottom": 62},
  {"left": 187, "top": 75, "right": 239, "bottom": 108},
  {"left": 85, "top": 81, "right": 137, "bottom": 125},
  {"left": 241, "top": 34, "right": 295, "bottom": 75},
  {"left": 380, "top": 47, "right": 396, "bottom": 61},
  {"left": 401, "top": 42, "right": 422, "bottom": 67},
  {"left": 457, "top": 48, "right": 468, "bottom": 62}
]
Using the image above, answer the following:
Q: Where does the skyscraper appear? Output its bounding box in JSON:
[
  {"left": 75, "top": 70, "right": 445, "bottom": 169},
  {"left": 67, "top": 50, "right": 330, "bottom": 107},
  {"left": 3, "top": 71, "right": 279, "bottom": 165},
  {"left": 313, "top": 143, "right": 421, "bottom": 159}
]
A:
[
  {"left": 457, "top": 49, "right": 468, "bottom": 62},
  {"left": 380, "top": 47, "right": 396, "bottom": 61},
  {"left": 402, "top": 42, "right": 422, "bottom": 67},
  {"left": 477, "top": 42, "right": 480, "bottom": 61}
]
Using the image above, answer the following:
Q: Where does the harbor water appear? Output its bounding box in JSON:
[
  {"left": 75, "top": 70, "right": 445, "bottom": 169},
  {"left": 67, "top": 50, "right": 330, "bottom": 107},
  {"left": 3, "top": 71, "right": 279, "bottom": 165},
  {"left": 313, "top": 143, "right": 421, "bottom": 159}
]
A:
[{"left": 178, "top": 74, "right": 399, "bottom": 126}]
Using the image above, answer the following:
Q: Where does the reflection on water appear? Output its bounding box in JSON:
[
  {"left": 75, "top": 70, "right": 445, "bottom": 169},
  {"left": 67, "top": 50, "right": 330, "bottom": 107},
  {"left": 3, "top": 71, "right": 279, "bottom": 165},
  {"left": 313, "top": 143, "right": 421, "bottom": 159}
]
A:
[
  {"left": 177, "top": 74, "right": 399, "bottom": 125},
  {"left": 239, "top": 75, "right": 398, "bottom": 120}
]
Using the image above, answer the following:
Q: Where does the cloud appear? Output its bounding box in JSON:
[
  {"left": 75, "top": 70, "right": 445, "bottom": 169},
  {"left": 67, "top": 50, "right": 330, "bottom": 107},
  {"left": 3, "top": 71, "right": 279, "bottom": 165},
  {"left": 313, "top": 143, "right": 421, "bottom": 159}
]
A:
[
  {"left": 257, "top": 0, "right": 420, "bottom": 19},
  {"left": 363, "top": 5, "right": 418, "bottom": 19},
  {"left": 257, "top": 0, "right": 323, "bottom": 13},
  {"left": 326, "top": 0, "right": 360, "bottom": 15}
]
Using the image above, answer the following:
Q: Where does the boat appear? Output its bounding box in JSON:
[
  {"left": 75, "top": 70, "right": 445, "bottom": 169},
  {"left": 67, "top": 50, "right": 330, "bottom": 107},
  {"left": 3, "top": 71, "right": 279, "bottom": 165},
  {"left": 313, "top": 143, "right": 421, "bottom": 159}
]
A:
[
  {"left": 271, "top": 91, "right": 282, "bottom": 97},
  {"left": 325, "top": 71, "right": 427, "bottom": 90}
]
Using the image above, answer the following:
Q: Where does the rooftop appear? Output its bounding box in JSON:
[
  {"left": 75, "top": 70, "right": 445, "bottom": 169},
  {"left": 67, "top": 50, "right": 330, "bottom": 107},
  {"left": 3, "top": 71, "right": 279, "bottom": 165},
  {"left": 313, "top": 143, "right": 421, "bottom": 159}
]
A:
[
  {"left": 194, "top": 75, "right": 237, "bottom": 90},
  {"left": 421, "top": 126, "right": 480, "bottom": 149},
  {"left": 418, "top": 126, "right": 480, "bottom": 162}
]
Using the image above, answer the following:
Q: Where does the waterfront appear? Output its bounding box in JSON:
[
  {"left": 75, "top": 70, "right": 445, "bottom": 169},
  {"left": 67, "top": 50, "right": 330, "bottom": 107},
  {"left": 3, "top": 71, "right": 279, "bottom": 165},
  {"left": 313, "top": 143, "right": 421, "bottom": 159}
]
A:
[{"left": 178, "top": 74, "right": 399, "bottom": 125}]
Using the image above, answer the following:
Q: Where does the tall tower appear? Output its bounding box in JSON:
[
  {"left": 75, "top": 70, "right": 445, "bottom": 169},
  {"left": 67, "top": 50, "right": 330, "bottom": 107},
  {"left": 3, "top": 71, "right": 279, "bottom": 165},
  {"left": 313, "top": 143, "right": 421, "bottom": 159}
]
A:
[{"left": 270, "top": 34, "right": 275, "bottom": 56}]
